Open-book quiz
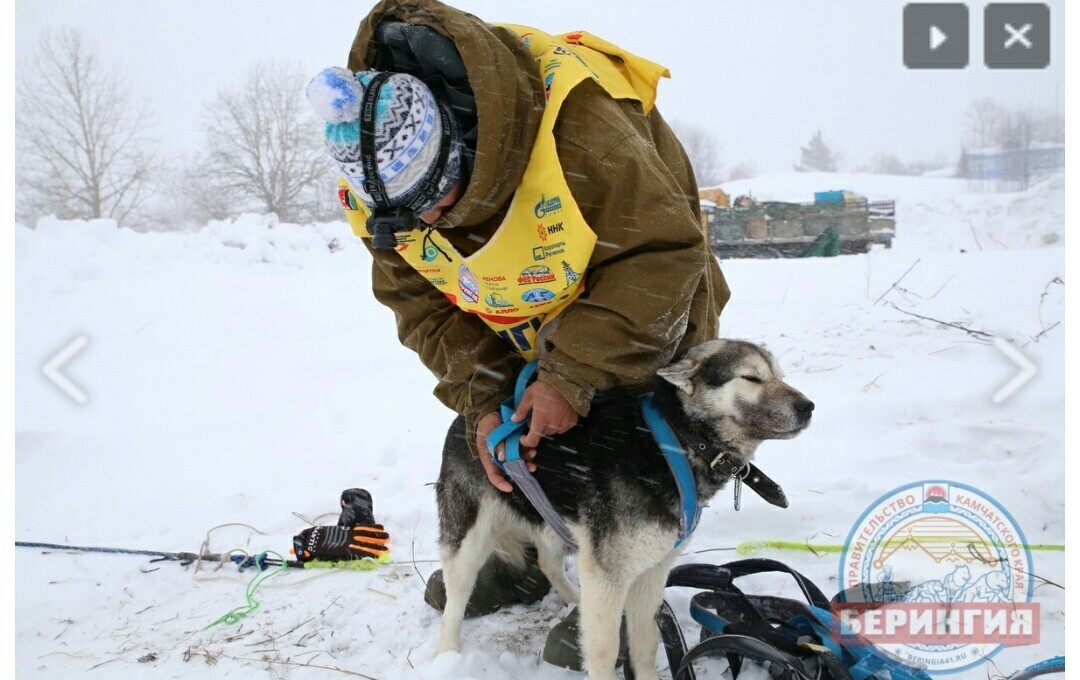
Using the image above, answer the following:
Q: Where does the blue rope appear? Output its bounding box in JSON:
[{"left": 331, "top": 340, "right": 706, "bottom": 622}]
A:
[
  {"left": 16, "top": 541, "right": 178, "bottom": 559},
  {"left": 16, "top": 541, "right": 278, "bottom": 571}
]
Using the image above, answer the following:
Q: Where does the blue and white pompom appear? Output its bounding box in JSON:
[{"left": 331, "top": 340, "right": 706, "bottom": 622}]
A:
[{"left": 306, "top": 67, "right": 364, "bottom": 124}]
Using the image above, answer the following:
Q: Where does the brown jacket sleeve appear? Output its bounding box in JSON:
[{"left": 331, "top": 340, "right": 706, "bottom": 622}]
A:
[
  {"left": 538, "top": 80, "right": 727, "bottom": 416},
  {"left": 362, "top": 237, "right": 523, "bottom": 425}
]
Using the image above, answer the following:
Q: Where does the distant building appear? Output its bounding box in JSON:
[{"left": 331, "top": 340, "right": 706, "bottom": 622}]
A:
[
  {"left": 698, "top": 186, "right": 730, "bottom": 208},
  {"left": 959, "top": 145, "right": 1064, "bottom": 182}
]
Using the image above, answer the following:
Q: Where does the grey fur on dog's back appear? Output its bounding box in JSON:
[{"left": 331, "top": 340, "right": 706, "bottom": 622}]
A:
[{"left": 437, "top": 379, "right": 728, "bottom": 565}]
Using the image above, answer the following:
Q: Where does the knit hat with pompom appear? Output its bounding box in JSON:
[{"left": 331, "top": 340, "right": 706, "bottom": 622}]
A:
[{"left": 307, "top": 67, "right": 463, "bottom": 215}]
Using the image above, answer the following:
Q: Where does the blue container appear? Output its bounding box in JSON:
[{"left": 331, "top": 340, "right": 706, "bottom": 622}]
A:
[{"left": 814, "top": 190, "right": 845, "bottom": 204}]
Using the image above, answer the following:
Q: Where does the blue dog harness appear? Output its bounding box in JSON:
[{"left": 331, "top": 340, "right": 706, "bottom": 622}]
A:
[
  {"left": 486, "top": 361, "right": 580, "bottom": 549},
  {"left": 486, "top": 362, "right": 787, "bottom": 550},
  {"left": 660, "top": 559, "right": 937, "bottom": 680},
  {"left": 641, "top": 393, "right": 702, "bottom": 547},
  {"left": 657, "top": 560, "right": 1062, "bottom": 680},
  {"left": 1007, "top": 657, "right": 1065, "bottom": 680}
]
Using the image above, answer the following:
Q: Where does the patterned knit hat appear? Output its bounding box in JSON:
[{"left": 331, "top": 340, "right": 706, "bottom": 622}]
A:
[{"left": 307, "top": 67, "right": 463, "bottom": 215}]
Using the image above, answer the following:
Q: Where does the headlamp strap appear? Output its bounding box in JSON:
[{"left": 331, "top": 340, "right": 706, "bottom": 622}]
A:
[
  {"left": 402, "top": 103, "right": 453, "bottom": 214},
  {"left": 359, "top": 72, "right": 394, "bottom": 210},
  {"left": 358, "top": 72, "right": 454, "bottom": 217}
]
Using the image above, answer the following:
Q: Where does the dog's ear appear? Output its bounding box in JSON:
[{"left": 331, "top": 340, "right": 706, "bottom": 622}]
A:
[{"left": 657, "top": 356, "right": 700, "bottom": 395}]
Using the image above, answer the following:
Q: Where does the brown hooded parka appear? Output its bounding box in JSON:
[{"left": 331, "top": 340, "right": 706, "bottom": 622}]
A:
[{"left": 347, "top": 0, "right": 730, "bottom": 450}]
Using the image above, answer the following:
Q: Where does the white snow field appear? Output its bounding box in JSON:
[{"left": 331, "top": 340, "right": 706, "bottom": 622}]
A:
[{"left": 16, "top": 173, "right": 1064, "bottom": 679}]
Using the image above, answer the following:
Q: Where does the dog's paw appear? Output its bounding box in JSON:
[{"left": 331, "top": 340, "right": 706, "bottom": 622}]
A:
[{"left": 560, "top": 585, "right": 580, "bottom": 606}]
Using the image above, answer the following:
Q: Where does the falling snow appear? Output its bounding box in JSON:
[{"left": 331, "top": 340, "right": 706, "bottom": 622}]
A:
[{"left": 15, "top": 173, "right": 1064, "bottom": 678}]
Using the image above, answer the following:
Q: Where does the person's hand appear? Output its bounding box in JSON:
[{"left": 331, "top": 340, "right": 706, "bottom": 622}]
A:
[
  {"left": 512, "top": 381, "right": 579, "bottom": 457},
  {"left": 475, "top": 411, "right": 537, "bottom": 493}
]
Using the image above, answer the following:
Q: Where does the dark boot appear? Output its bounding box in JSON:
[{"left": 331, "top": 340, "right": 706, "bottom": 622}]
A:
[
  {"left": 542, "top": 606, "right": 629, "bottom": 671},
  {"left": 424, "top": 548, "right": 552, "bottom": 618}
]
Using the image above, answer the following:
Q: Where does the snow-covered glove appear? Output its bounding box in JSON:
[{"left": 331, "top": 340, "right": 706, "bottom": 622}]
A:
[
  {"left": 337, "top": 488, "right": 376, "bottom": 527},
  {"left": 292, "top": 524, "right": 390, "bottom": 563}
]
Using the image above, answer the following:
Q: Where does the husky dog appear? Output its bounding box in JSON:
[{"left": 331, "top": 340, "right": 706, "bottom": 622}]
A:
[{"left": 435, "top": 339, "right": 814, "bottom": 680}]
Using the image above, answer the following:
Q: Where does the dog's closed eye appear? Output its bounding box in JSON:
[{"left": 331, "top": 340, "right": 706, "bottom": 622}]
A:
[{"left": 741, "top": 375, "right": 763, "bottom": 384}]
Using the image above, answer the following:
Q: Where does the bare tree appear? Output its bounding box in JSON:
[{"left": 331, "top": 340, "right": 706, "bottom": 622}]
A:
[
  {"left": 671, "top": 121, "right": 724, "bottom": 187},
  {"left": 726, "top": 161, "right": 757, "bottom": 181},
  {"left": 999, "top": 108, "right": 1039, "bottom": 190},
  {"left": 155, "top": 156, "right": 236, "bottom": 229},
  {"left": 963, "top": 97, "right": 1007, "bottom": 149},
  {"left": 198, "top": 62, "right": 332, "bottom": 223},
  {"left": 959, "top": 103, "right": 1062, "bottom": 189},
  {"left": 866, "top": 152, "right": 909, "bottom": 176},
  {"left": 16, "top": 28, "right": 158, "bottom": 226},
  {"left": 1033, "top": 110, "right": 1065, "bottom": 145}
]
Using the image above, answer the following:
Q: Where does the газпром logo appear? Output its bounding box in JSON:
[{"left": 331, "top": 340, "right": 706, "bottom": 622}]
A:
[{"left": 836, "top": 481, "right": 1037, "bottom": 674}]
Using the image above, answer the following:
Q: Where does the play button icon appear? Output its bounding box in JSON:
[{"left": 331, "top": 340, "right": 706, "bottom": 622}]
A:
[
  {"left": 930, "top": 25, "right": 949, "bottom": 50},
  {"left": 904, "top": 4, "right": 969, "bottom": 69}
]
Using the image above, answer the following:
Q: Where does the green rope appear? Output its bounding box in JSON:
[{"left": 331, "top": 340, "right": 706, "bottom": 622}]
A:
[
  {"left": 736, "top": 540, "right": 1065, "bottom": 555},
  {"left": 203, "top": 552, "right": 392, "bottom": 628},
  {"left": 304, "top": 553, "right": 392, "bottom": 571},
  {"left": 205, "top": 551, "right": 289, "bottom": 629}
]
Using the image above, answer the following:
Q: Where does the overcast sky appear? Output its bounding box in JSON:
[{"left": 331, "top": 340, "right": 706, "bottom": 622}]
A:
[{"left": 16, "top": 0, "right": 1065, "bottom": 174}]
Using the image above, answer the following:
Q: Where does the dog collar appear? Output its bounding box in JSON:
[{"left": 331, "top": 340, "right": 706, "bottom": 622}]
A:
[
  {"left": 673, "top": 426, "right": 788, "bottom": 511},
  {"left": 646, "top": 392, "right": 789, "bottom": 512}
]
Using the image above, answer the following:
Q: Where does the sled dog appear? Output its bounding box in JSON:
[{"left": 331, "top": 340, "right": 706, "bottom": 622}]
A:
[{"left": 435, "top": 339, "right": 814, "bottom": 680}]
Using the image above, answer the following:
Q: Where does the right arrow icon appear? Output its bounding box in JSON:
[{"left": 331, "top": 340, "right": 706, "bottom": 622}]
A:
[
  {"left": 992, "top": 337, "right": 1037, "bottom": 404},
  {"left": 930, "top": 25, "right": 949, "bottom": 50}
]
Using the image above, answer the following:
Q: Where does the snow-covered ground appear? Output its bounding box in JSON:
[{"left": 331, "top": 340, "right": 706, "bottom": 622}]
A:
[{"left": 15, "top": 174, "right": 1065, "bottom": 679}]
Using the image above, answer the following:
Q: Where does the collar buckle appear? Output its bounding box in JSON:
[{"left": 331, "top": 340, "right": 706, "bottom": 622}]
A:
[{"left": 731, "top": 462, "right": 751, "bottom": 511}]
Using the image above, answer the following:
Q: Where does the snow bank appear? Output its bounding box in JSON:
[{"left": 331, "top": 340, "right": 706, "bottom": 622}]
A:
[
  {"left": 204, "top": 214, "right": 364, "bottom": 265},
  {"left": 895, "top": 173, "right": 1065, "bottom": 252},
  {"left": 17, "top": 213, "right": 369, "bottom": 276}
]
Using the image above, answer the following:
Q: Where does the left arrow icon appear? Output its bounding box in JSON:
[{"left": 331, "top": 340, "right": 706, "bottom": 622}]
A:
[{"left": 43, "top": 335, "right": 90, "bottom": 404}]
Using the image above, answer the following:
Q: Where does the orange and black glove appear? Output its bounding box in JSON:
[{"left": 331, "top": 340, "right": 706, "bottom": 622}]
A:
[{"left": 292, "top": 524, "right": 390, "bottom": 563}]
